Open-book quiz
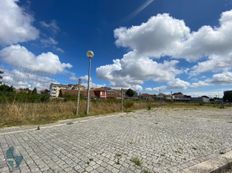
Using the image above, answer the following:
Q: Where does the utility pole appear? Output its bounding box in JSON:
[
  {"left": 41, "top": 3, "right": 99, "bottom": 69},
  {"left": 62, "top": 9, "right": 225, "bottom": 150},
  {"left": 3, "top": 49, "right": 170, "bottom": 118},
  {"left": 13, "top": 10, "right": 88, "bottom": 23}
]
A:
[
  {"left": 76, "top": 78, "right": 81, "bottom": 116},
  {"left": 121, "top": 88, "right": 124, "bottom": 112},
  {"left": 159, "top": 89, "right": 162, "bottom": 105}
]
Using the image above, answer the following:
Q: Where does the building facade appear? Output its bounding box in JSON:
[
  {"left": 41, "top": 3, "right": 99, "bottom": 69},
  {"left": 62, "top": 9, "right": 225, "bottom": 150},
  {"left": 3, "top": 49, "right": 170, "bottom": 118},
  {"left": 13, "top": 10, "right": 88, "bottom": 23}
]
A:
[{"left": 49, "top": 83, "right": 85, "bottom": 98}]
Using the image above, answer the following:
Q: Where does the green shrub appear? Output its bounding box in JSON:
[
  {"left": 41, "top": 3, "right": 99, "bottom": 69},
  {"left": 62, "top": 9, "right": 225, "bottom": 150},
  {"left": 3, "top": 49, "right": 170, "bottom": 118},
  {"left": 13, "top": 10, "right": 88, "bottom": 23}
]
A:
[
  {"left": 124, "top": 101, "right": 134, "bottom": 110},
  {"left": 147, "top": 104, "right": 152, "bottom": 110}
]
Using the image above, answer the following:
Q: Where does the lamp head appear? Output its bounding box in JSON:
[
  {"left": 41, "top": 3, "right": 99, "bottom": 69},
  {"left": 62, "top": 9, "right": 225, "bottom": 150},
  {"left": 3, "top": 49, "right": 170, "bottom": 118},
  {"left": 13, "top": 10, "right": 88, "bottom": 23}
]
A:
[{"left": 86, "top": 51, "right": 94, "bottom": 59}]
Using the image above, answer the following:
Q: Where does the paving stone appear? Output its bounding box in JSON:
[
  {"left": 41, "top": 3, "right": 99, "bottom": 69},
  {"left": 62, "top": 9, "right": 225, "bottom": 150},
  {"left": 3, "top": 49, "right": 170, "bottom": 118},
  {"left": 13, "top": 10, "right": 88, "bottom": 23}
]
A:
[{"left": 0, "top": 108, "right": 232, "bottom": 173}]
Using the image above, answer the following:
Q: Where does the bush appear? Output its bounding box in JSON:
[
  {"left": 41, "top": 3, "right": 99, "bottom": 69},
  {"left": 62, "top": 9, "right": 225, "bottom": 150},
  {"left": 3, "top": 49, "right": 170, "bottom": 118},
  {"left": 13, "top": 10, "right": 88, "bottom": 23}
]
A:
[
  {"left": 0, "top": 90, "right": 50, "bottom": 103},
  {"left": 124, "top": 101, "right": 134, "bottom": 110},
  {"left": 147, "top": 104, "right": 152, "bottom": 110},
  {"left": 125, "top": 89, "right": 137, "bottom": 97}
]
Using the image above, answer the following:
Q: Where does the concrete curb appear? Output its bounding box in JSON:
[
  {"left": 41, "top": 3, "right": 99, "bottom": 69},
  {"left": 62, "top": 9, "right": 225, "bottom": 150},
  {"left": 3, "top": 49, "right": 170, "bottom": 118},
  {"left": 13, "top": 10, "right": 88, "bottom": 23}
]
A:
[{"left": 183, "top": 150, "right": 232, "bottom": 173}]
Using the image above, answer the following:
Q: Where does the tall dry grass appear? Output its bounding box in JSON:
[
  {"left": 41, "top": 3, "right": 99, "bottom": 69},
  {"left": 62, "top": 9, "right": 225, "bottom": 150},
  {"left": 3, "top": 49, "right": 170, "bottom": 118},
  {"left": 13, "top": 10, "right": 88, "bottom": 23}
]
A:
[{"left": 0, "top": 100, "right": 155, "bottom": 127}]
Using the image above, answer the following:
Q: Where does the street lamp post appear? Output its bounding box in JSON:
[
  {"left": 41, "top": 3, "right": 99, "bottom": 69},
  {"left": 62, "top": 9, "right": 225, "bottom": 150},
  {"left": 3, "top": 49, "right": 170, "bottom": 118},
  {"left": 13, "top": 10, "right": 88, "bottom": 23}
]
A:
[
  {"left": 76, "top": 78, "right": 81, "bottom": 116},
  {"left": 86, "top": 50, "right": 94, "bottom": 115}
]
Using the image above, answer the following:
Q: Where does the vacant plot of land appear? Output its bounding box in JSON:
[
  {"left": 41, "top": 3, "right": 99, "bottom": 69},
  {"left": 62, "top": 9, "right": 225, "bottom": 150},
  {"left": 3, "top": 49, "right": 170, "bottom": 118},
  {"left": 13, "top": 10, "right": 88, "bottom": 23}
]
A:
[{"left": 0, "top": 108, "right": 232, "bottom": 173}]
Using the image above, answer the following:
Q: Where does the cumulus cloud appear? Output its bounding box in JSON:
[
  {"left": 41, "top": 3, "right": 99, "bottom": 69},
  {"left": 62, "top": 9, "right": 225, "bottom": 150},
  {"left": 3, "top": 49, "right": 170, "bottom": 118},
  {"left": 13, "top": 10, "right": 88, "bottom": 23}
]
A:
[
  {"left": 145, "top": 86, "right": 167, "bottom": 92},
  {"left": 144, "top": 78, "right": 190, "bottom": 93},
  {"left": 98, "top": 13, "right": 187, "bottom": 88},
  {"left": 2, "top": 68, "right": 57, "bottom": 90},
  {"left": 97, "top": 9, "right": 232, "bottom": 90},
  {"left": 0, "top": 0, "right": 39, "bottom": 45},
  {"left": 115, "top": 9, "right": 232, "bottom": 61},
  {"left": 0, "top": 45, "right": 72, "bottom": 74},
  {"left": 97, "top": 51, "right": 181, "bottom": 89},
  {"left": 167, "top": 78, "right": 190, "bottom": 89},
  {"left": 181, "top": 10, "right": 232, "bottom": 59},
  {"left": 115, "top": 14, "right": 190, "bottom": 58},
  {"left": 185, "top": 10, "right": 232, "bottom": 73},
  {"left": 77, "top": 75, "right": 105, "bottom": 88},
  {"left": 191, "top": 81, "right": 209, "bottom": 88},
  {"left": 191, "top": 71, "right": 232, "bottom": 88},
  {"left": 210, "top": 71, "right": 232, "bottom": 84},
  {"left": 191, "top": 53, "right": 232, "bottom": 74}
]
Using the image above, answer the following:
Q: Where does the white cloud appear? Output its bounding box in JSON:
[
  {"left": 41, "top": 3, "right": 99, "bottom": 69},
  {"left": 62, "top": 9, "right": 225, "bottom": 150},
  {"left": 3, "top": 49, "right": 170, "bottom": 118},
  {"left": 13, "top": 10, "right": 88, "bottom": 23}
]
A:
[
  {"left": 0, "top": 0, "right": 39, "bottom": 45},
  {"left": 78, "top": 75, "right": 105, "bottom": 88},
  {"left": 145, "top": 88, "right": 153, "bottom": 92},
  {"left": 144, "top": 79, "right": 190, "bottom": 93},
  {"left": 192, "top": 81, "right": 209, "bottom": 88},
  {"left": 167, "top": 78, "right": 190, "bottom": 89},
  {"left": 97, "top": 51, "right": 180, "bottom": 88},
  {"left": 97, "top": 9, "right": 232, "bottom": 90},
  {"left": 210, "top": 71, "right": 232, "bottom": 84},
  {"left": 2, "top": 68, "right": 57, "bottom": 90},
  {"left": 191, "top": 53, "right": 232, "bottom": 74},
  {"left": 40, "top": 20, "right": 61, "bottom": 49},
  {"left": 98, "top": 13, "right": 190, "bottom": 88},
  {"left": 41, "top": 37, "right": 58, "bottom": 46},
  {"left": 145, "top": 86, "right": 167, "bottom": 92},
  {"left": 186, "top": 10, "right": 232, "bottom": 73},
  {"left": 181, "top": 10, "right": 232, "bottom": 59},
  {"left": 184, "top": 90, "right": 224, "bottom": 98},
  {"left": 0, "top": 45, "right": 72, "bottom": 74},
  {"left": 191, "top": 71, "right": 232, "bottom": 87},
  {"left": 116, "top": 9, "right": 232, "bottom": 62},
  {"left": 40, "top": 20, "right": 60, "bottom": 33},
  {"left": 115, "top": 13, "right": 190, "bottom": 58},
  {"left": 152, "top": 86, "right": 167, "bottom": 92}
]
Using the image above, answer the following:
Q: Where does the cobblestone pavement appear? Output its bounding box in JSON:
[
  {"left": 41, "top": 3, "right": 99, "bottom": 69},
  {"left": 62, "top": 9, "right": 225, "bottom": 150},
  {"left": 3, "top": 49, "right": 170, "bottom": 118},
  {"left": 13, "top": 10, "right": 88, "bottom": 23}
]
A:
[{"left": 0, "top": 108, "right": 232, "bottom": 173}]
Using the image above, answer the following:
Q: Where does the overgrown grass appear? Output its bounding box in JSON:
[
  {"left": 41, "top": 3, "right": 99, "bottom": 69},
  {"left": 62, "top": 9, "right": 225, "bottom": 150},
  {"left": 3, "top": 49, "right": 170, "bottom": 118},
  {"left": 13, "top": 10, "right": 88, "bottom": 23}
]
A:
[
  {"left": 0, "top": 99, "right": 156, "bottom": 128},
  {"left": 0, "top": 99, "right": 231, "bottom": 128}
]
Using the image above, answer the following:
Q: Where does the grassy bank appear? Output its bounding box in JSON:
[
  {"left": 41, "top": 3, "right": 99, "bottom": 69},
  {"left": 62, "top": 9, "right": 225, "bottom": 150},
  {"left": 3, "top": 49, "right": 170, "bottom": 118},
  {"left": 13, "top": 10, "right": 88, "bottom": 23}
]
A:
[{"left": 0, "top": 100, "right": 230, "bottom": 128}]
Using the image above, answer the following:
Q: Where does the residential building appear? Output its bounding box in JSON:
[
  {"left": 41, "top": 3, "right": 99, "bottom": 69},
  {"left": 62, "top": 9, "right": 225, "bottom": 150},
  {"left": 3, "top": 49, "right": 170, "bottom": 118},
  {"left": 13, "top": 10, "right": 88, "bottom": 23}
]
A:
[
  {"left": 201, "top": 96, "right": 210, "bottom": 103},
  {"left": 191, "top": 96, "right": 210, "bottom": 103},
  {"left": 106, "top": 89, "right": 122, "bottom": 99},
  {"left": 49, "top": 83, "right": 85, "bottom": 98},
  {"left": 172, "top": 92, "right": 191, "bottom": 101},
  {"left": 156, "top": 93, "right": 166, "bottom": 99},
  {"left": 140, "top": 93, "right": 155, "bottom": 100},
  {"left": 93, "top": 88, "right": 107, "bottom": 99}
]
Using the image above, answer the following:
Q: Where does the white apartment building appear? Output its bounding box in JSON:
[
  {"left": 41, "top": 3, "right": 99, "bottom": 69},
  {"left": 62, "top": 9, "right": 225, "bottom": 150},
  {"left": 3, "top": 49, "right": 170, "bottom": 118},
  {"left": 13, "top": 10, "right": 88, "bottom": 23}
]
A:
[
  {"left": 49, "top": 83, "right": 86, "bottom": 98},
  {"left": 50, "top": 84, "right": 67, "bottom": 97}
]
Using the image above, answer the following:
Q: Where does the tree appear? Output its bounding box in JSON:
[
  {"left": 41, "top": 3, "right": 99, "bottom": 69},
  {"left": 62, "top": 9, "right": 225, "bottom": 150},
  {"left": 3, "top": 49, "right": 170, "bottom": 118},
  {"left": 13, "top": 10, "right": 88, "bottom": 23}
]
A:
[
  {"left": 0, "top": 84, "right": 14, "bottom": 92},
  {"left": 0, "top": 70, "right": 3, "bottom": 85},
  {"left": 126, "top": 89, "right": 136, "bottom": 97},
  {"left": 32, "top": 88, "right": 37, "bottom": 94},
  {"left": 223, "top": 90, "right": 232, "bottom": 102}
]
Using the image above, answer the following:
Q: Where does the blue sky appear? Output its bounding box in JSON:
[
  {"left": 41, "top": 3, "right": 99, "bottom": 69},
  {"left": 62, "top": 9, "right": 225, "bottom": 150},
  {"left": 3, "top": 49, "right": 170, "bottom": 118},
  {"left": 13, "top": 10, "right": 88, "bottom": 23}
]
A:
[{"left": 0, "top": 0, "right": 232, "bottom": 97}]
